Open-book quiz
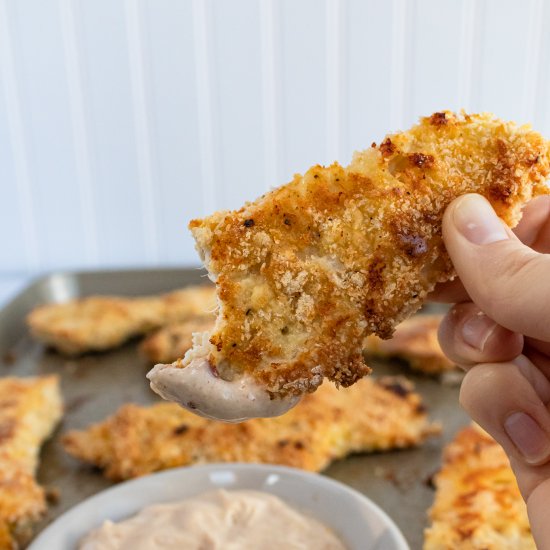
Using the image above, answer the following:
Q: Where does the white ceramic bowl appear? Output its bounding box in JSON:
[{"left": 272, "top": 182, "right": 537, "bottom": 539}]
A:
[{"left": 29, "top": 463, "right": 409, "bottom": 550}]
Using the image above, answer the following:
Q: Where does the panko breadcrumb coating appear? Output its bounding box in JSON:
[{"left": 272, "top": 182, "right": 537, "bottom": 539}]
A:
[
  {"left": 364, "top": 314, "right": 455, "bottom": 375},
  {"left": 0, "top": 376, "right": 62, "bottom": 549},
  {"left": 424, "top": 425, "right": 534, "bottom": 549},
  {"left": 143, "top": 313, "right": 452, "bottom": 375},
  {"left": 161, "top": 112, "right": 550, "bottom": 408},
  {"left": 63, "top": 377, "right": 439, "bottom": 481},
  {"left": 27, "top": 285, "right": 215, "bottom": 356}
]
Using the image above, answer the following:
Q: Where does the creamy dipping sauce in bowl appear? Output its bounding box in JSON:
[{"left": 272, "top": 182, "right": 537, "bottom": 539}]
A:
[
  {"left": 79, "top": 489, "right": 346, "bottom": 550},
  {"left": 28, "top": 464, "right": 409, "bottom": 550}
]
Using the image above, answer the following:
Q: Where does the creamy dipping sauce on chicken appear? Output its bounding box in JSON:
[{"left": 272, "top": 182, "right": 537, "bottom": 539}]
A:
[
  {"left": 147, "top": 358, "right": 299, "bottom": 422},
  {"left": 79, "top": 489, "right": 346, "bottom": 550}
]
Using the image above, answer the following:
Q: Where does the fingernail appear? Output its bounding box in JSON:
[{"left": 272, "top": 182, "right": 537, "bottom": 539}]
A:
[
  {"left": 461, "top": 311, "right": 496, "bottom": 351},
  {"left": 504, "top": 412, "right": 550, "bottom": 464},
  {"left": 453, "top": 194, "right": 509, "bottom": 245}
]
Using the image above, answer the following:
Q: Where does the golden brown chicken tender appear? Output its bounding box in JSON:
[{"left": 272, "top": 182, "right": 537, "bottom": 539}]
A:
[
  {"left": 0, "top": 375, "right": 63, "bottom": 549},
  {"left": 63, "top": 377, "right": 438, "bottom": 481},
  {"left": 424, "top": 425, "right": 534, "bottom": 549},
  {"left": 27, "top": 285, "right": 215, "bottom": 356},
  {"left": 144, "top": 313, "right": 452, "bottom": 375},
  {"left": 149, "top": 112, "right": 550, "bottom": 421},
  {"left": 364, "top": 314, "right": 455, "bottom": 375}
]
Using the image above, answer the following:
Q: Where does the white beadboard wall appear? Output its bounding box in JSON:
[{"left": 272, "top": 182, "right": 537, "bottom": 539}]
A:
[{"left": 1, "top": 0, "right": 549, "bottom": 276}]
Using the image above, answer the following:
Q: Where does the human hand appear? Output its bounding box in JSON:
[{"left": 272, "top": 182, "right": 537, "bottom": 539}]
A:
[{"left": 433, "top": 192, "right": 550, "bottom": 549}]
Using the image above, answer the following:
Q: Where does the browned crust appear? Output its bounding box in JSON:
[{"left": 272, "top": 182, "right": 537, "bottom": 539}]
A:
[
  {"left": 143, "top": 313, "right": 453, "bottom": 375},
  {"left": 62, "top": 377, "right": 439, "bottom": 481},
  {"left": 424, "top": 426, "right": 534, "bottom": 549},
  {"left": 27, "top": 285, "right": 215, "bottom": 356},
  {"left": 188, "top": 112, "right": 550, "bottom": 397},
  {"left": 364, "top": 314, "right": 455, "bottom": 375},
  {"left": 0, "top": 376, "right": 63, "bottom": 549}
]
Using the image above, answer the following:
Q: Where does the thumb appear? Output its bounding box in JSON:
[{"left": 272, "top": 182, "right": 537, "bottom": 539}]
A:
[{"left": 443, "top": 193, "right": 550, "bottom": 341}]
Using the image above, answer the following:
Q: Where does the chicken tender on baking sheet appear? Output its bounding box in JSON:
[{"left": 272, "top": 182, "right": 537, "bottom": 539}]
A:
[
  {"left": 148, "top": 112, "right": 550, "bottom": 421},
  {"left": 424, "top": 425, "right": 533, "bottom": 550},
  {"left": 27, "top": 285, "right": 215, "bottom": 356},
  {"left": 364, "top": 314, "right": 455, "bottom": 375},
  {"left": 0, "top": 375, "right": 63, "bottom": 549},
  {"left": 140, "top": 316, "right": 215, "bottom": 364},
  {"left": 63, "top": 377, "right": 438, "bottom": 481}
]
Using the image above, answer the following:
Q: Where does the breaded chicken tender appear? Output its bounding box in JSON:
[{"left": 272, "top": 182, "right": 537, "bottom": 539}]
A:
[
  {"left": 0, "top": 376, "right": 63, "bottom": 549},
  {"left": 364, "top": 314, "right": 455, "bottom": 375},
  {"left": 424, "top": 425, "right": 533, "bottom": 549},
  {"left": 27, "top": 285, "right": 215, "bottom": 356},
  {"left": 63, "top": 377, "right": 438, "bottom": 481},
  {"left": 148, "top": 112, "right": 550, "bottom": 421},
  {"left": 140, "top": 316, "right": 215, "bottom": 364},
  {"left": 143, "top": 313, "right": 451, "bottom": 374}
]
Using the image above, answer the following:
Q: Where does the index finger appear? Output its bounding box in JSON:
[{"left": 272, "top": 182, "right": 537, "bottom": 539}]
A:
[{"left": 429, "top": 195, "right": 550, "bottom": 304}]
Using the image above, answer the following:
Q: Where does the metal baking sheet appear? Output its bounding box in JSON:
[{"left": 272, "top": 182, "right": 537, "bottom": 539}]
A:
[{"left": 0, "top": 269, "right": 469, "bottom": 550}]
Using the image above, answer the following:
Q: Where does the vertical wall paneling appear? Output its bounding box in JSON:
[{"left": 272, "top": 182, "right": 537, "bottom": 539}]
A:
[
  {"left": 0, "top": 86, "right": 28, "bottom": 272},
  {"left": 326, "top": 0, "right": 347, "bottom": 163},
  {"left": 260, "top": 0, "right": 283, "bottom": 191},
  {"left": 347, "top": 0, "right": 393, "bottom": 150},
  {"left": 457, "top": 0, "right": 478, "bottom": 111},
  {"left": 0, "top": 0, "right": 39, "bottom": 272},
  {"left": 280, "top": 0, "right": 327, "bottom": 179},
  {"left": 79, "top": 0, "right": 146, "bottom": 267},
  {"left": 535, "top": 2, "right": 550, "bottom": 130},
  {"left": 389, "top": 0, "right": 413, "bottom": 130},
  {"left": 59, "top": 0, "right": 99, "bottom": 267},
  {"left": 211, "top": 0, "right": 264, "bottom": 209},
  {"left": 124, "top": 0, "right": 159, "bottom": 263},
  {"left": 9, "top": 0, "right": 91, "bottom": 270},
  {"left": 410, "top": 0, "right": 463, "bottom": 119},
  {"left": 192, "top": 0, "right": 219, "bottom": 216},
  {"left": 1, "top": 0, "right": 550, "bottom": 277},
  {"left": 478, "top": 0, "right": 531, "bottom": 119},
  {"left": 521, "top": 0, "right": 544, "bottom": 122},
  {"left": 144, "top": 0, "right": 203, "bottom": 266},
  {"left": 466, "top": 0, "right": 486, "bottom": 113}
]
